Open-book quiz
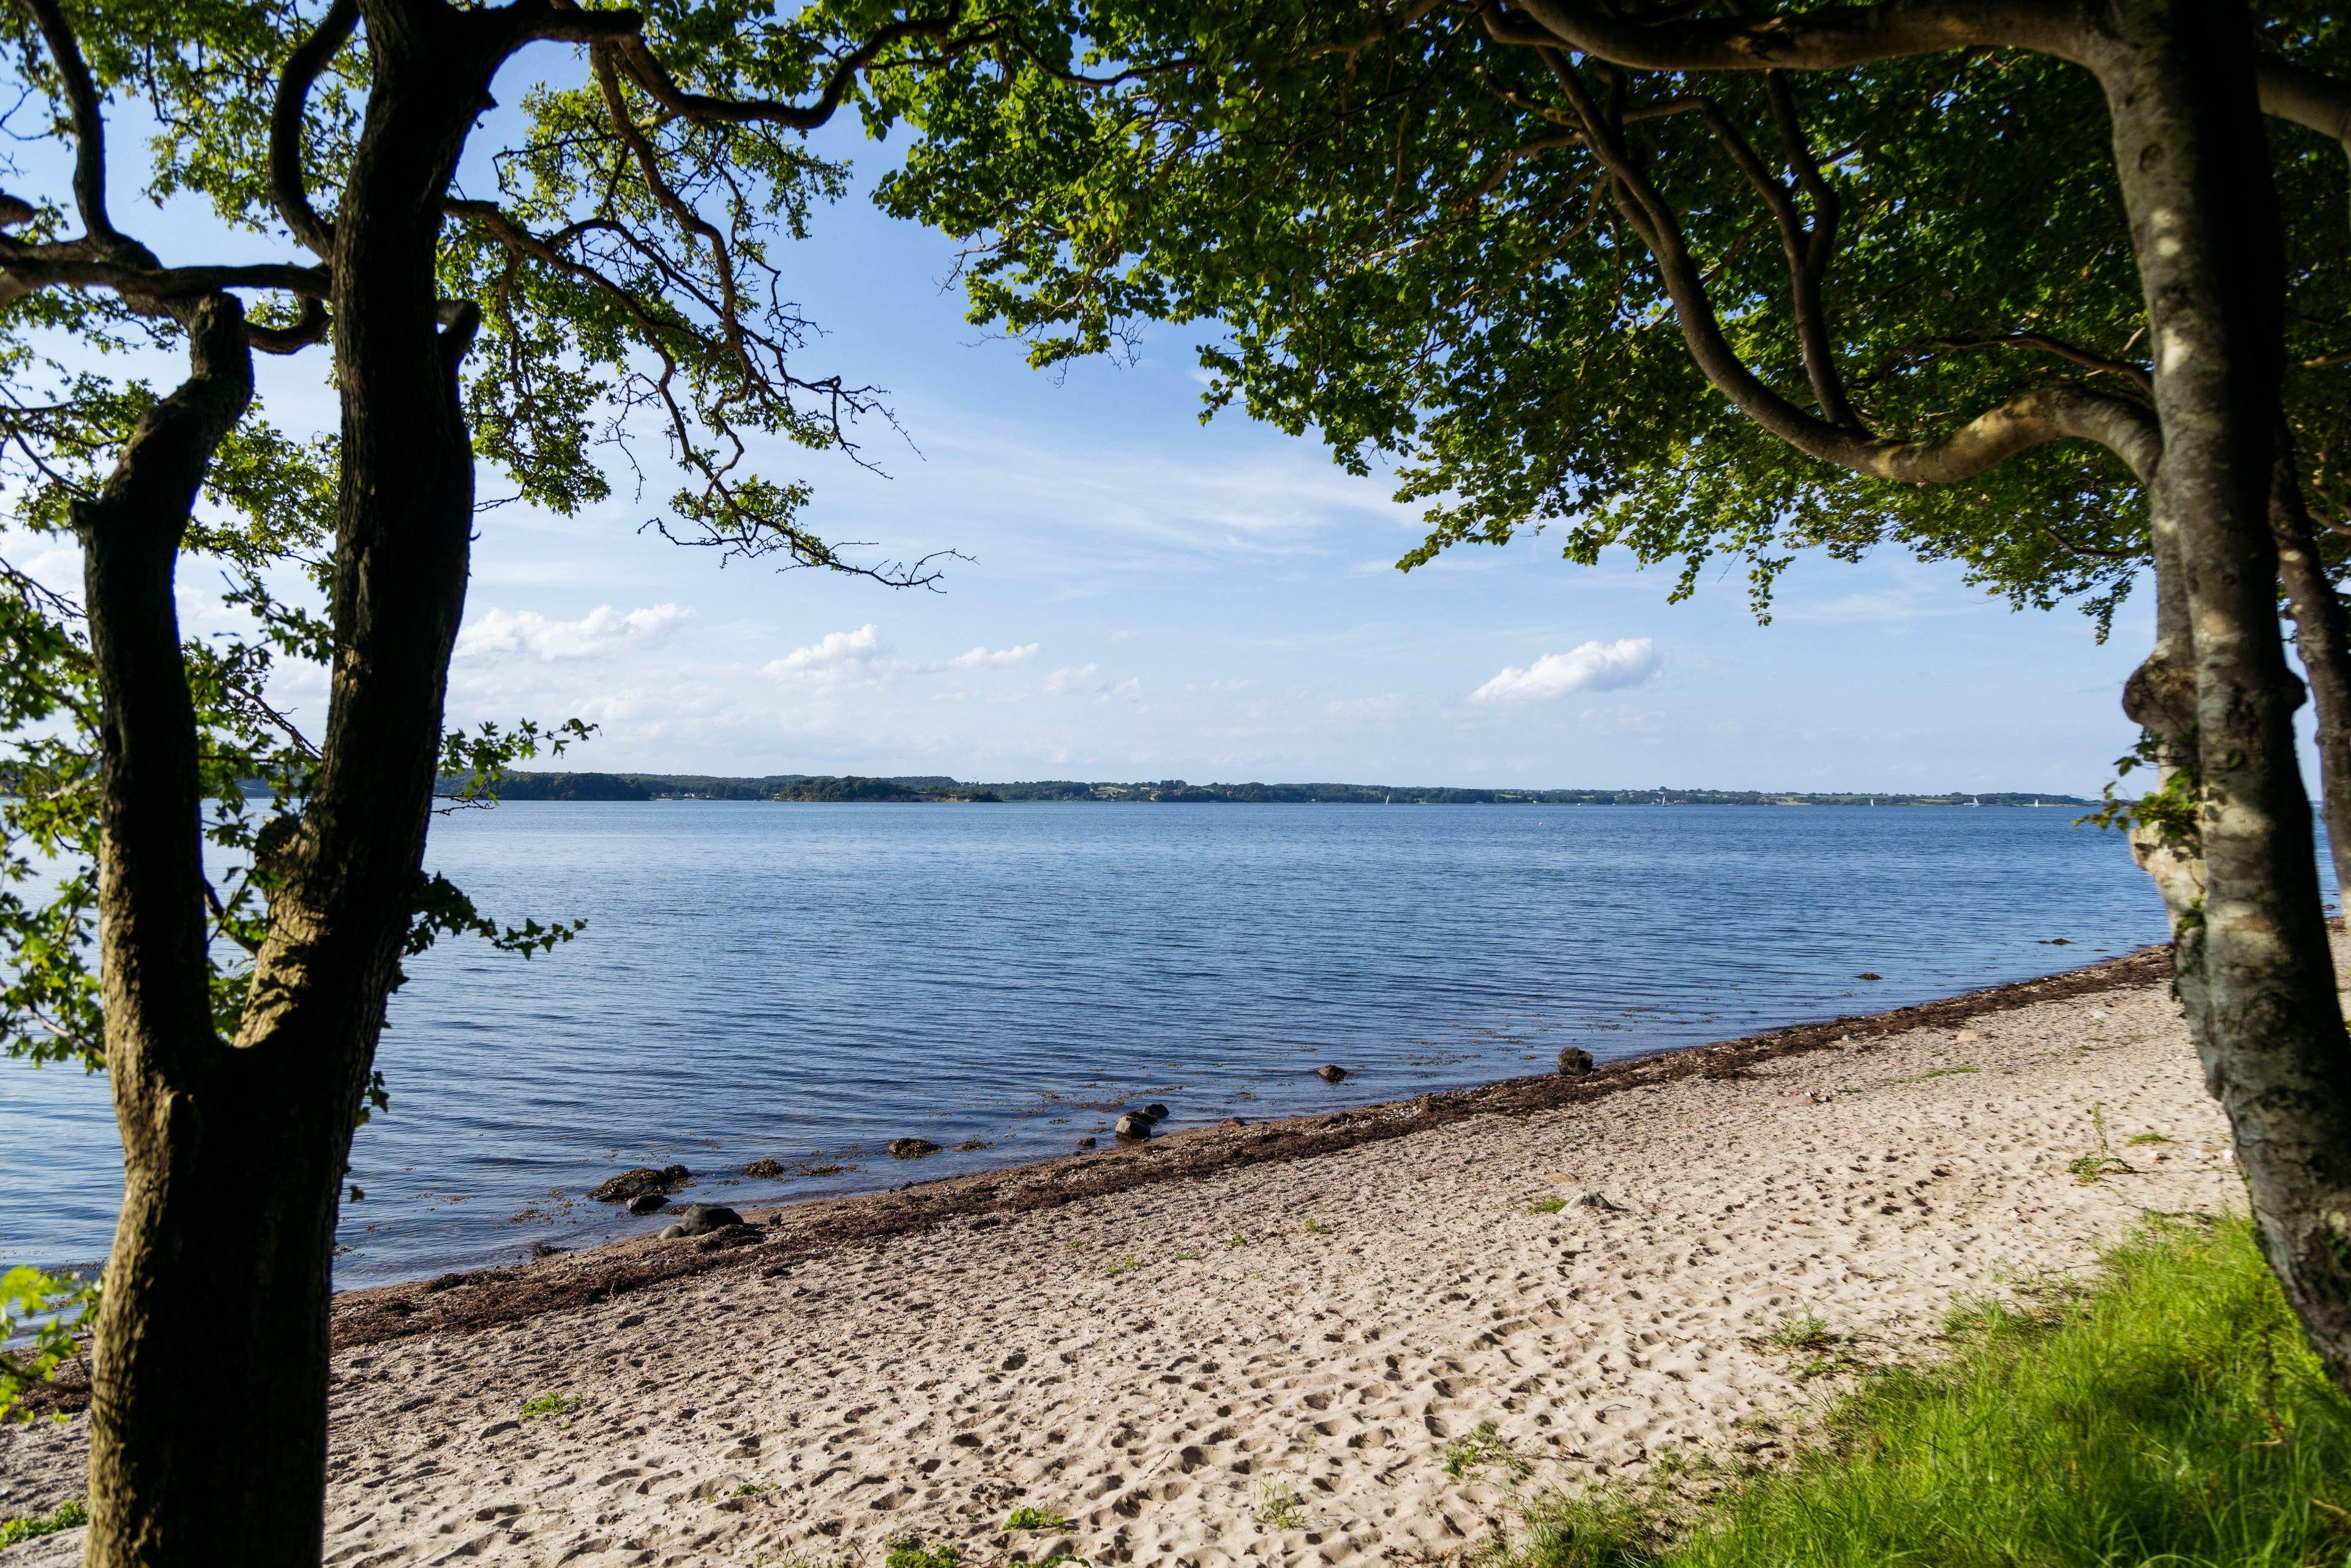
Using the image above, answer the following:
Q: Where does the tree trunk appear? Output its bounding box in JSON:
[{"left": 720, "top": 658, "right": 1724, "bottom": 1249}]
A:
[
  {"left": 2093, "top": 0, "right": 2351, "bottom": 1388},
  {"left": 73, "top": 296, "right": 349, "bottom": 1562},
  {"left": 83, "top": 3, "right": 497, "bottom": 1559},
  {"left": 2269, "top": 439, "right": 2351, "bottom": 902},
  {"left": 2122, "top": 496, "right": 2209, "bottom": 1025}
]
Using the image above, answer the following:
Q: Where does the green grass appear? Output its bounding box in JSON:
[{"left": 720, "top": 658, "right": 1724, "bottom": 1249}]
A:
[
  {"left": 1003, "top": 1506, "right": 1072, "bottom": 1532},
  {"left": 2128, "top": 1131, "right": 2174, "bottom": 1146},
  {"left": 1529, "top": 1196, "right": 1569, "bottom": 1215},
  {"left": 1476, "top": 1217, "right": 2351, "bottom": 1568},
  {"left": 0, "top": 1500, "right": 86, "bottom": 1548},
  {"left": 1445, "top": 1420, "right": 1534, "bottom": 1482},
  {"left": 519, "top": 1391, "right": 582, "bottom": 1419},
  {"left": 883, "top": 1539, "right": 962, "bottom": 1568},
  {"left": 1256, "top": 1476, "right": 1306, "bottom": 1530}
]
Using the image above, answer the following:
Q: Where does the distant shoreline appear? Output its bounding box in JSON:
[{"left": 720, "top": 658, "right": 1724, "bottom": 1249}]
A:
[{"left": 443, "top": 770, "right": 2096, "bottom": 808}]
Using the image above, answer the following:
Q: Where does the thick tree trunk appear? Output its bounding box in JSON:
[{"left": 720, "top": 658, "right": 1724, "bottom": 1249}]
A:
[
  {"left": 73, "top": 296, "right": 348, "bottom": 1562},
  {"left": 83, "top": 4, "right": 497, "bottom": 1561},
  {"left": 2094, "top": 0, "right": 2351, "bottom": 1388},
  {"left": 2269, "top": 441, "right": 2351, "bottom": 901}
]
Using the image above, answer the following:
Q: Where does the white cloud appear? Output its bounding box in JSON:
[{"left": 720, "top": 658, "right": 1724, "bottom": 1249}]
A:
[
  {"left": 457, "top": 603, "right": 692, "bottom": 662},
  {"left": 763, "top": 623, "right": 895, "bottom": 681},
  {"left": 1044, "top": 662, "right": 1100, "bottom": 695},
  {"left": 1469, "top": 638, "right": 1661, "bottom": 705},
  {"left": 947, "top": 642, "right": 1041, "bottom": 670}
]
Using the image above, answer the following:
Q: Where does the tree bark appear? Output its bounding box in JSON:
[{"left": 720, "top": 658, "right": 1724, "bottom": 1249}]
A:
[
  {"left": 2091, "top": 0, "right": 2351, "bottom": 1388},
  {"left": 74, "top": 295, "right": 334, "bottom": 1563},
  {"left": 2269, "top": 440, "right": 2351, "bottom": 901},
  {"left": 82, "top": 2, "right": 497, "bottom": 1559}
]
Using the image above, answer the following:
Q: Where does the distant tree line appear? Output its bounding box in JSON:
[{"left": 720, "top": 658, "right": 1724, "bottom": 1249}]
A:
[{"left": 448, "top": 771, "right": 2091, "bottom": 807}]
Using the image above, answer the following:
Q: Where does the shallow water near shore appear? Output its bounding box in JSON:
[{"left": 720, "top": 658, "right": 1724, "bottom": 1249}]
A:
[{"left": 2, "top": 802, "right": 2198, "bottom": 1285}]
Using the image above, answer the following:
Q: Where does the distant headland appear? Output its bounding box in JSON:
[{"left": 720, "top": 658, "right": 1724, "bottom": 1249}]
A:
[{"left": 445, "top": 772, "right": 2094, "bottom": 808}]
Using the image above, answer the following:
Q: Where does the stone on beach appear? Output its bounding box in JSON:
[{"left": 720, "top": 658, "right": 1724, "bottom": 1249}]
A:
[
  {"left": 658, "top": 1203, "right": 743, "bottom": 1239},
  {"left": 1557, "top": 1047, "right": 1595, "bottom": 1076},
  {"left": 1113, "top": 1112, "right": 1155, "bottom": 1138}
]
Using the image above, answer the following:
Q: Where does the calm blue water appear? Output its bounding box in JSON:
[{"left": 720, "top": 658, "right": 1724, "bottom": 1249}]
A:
[{"left": 2, "top": 803, "right": 2194, "bottom": 1285}]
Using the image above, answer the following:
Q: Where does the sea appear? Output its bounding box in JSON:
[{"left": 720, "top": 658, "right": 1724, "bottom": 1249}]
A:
[{"left": 0, "top": 801, "right": 2219, "bottom": 1286}]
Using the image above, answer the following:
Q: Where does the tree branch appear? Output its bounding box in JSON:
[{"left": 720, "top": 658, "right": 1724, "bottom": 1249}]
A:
[
  {"left": 1500, "top": 0, "right": 2092, "bottom": 73},
  {"left": 1537, "top": 45, "right": 2161, "bottom": 487},
  {"left": 271, "top": 0, "right": 358, "bottom": 260},
  {"left": 1935, "top": 331, "right": 2154, "bottom": 392},
  {"left": 10, "top": 0, "right": 152, "bottom": 260},
  {"left": 609, "top": 12, "right": 959, "bottom": 129}
]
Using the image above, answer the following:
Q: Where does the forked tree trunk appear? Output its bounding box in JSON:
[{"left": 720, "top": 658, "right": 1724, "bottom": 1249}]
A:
[
  {"left": 75, "top": 296, "right": 356, "bottom": 1561},
  {"left": 82, "top": 5, "right": 494, "bottom": 1559},
  {"left": 2268, "top": 441, "right": 2351, "bottom": 901},
  {"left": 2094, "top": 0, "right": 2351, "bottom": 1387}
]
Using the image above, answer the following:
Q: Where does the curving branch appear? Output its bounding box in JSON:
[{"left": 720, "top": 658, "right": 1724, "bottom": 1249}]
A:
[
  {"left": 270, "top": 0, "right": 359, "bottom": 260},
  {"left": 1535, "top": 45, "right": 2161, "bottom": 489},
  {"left": 608, "top": 11, "right": 959, "bottom": 129},
  {"left": 246, "top": 296, "right": 331, "bottom": 354},
  {"left": 10, "top": 0, "right": 153, "bottom": 260},
  {"left": 1495, "top": 0, "right": 2091, "bottom": 73}
]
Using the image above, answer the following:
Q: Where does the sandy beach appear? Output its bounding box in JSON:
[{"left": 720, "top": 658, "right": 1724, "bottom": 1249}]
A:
[{"left": 1, "top": 948, "right": 2252, "bottom": 1566}]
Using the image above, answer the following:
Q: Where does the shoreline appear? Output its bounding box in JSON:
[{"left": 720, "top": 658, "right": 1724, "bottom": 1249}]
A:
[
  {"left": 11, "top": 940, "right": 2173, "bottom": 1428},
  {"left": 324, "top": 941, "right": 2172, "bottom": 1350},
  {"left": 3, "top": 936, "right": 2237, "bottom": 1567}
]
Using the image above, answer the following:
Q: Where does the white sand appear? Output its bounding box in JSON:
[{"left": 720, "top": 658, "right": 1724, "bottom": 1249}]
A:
[{"left": 1, "top": 973, "right": 2246, "bottom": 1566}]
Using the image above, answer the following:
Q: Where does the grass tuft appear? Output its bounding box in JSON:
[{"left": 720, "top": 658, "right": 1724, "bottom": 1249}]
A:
[
  {"left": 1445, "top": 1420, "right": 1534, "bottom": 1482},
  {"left": 1255, "top": 1476, "right": 1306, "bottom": 1530},
  {"left": 1529, "top": 1196, "right": 1569, "bottom": 1215},
  {"left": 0, "top": 1500, "right": 86, "bottom": 1548},
  {"left": 1478, "top": 1216, "right": 2351, "bottom": 1568},
  {"left": 519, "top": 1391, "right": 582, "bottom": 1419},
  {"left": 1003, "top": 1506, "right": 1071, "bottom": 1532},
  {"left": 883, "top": 1538, "right": 962, "bottom": 1568}
]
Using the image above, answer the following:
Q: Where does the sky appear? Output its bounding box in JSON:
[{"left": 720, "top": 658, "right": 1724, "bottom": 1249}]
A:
[{"left": 11, "top": 79, "right": 2174, "bottom": 796}]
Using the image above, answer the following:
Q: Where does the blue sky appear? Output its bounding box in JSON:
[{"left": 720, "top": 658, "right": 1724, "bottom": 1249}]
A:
[{"left": 13, "top": 84, "right": 2165, "bottom": 794}]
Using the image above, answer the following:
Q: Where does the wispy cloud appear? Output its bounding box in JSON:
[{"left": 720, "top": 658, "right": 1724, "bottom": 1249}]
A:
[
  {"left": 1469, "top": 638, "right": 1661, "bottom": 705},
  {"left": 457, "top": 603, "right": 692, "bottom": 662},
  {"left": 946, "top": 642, "right": 1041, "bottom": 670},
  {"left": 1044, "top": 662, "right": 1100, "bottom": 695}
]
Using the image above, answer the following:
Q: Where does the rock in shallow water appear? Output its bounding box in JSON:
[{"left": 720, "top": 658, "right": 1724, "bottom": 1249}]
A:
[
  {"left": 1315, "top": 1064, "right": 1348, "bottom": 1084},
  {"left": 743, "top": 1157, "right": 785, "bottom": 1178},
  {"left": 626, "top": 1192, "right": 666, "bottom": 1215},
  {"left": 592, "top": 1163, "right": 695, "bottom": 1203},
  {"left": 1557, "top": 1047, "right": 1595, "bottom": 1076},
  {"left": 888, "top": 1138, "right": 942, "bottom": 1160},
  {"left": 1114, "top": 1112, "right": 1155, "bottom": 1138},
  {"left": 1143, "top": 1102, "right": 1171, "bottom": 1120}
]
